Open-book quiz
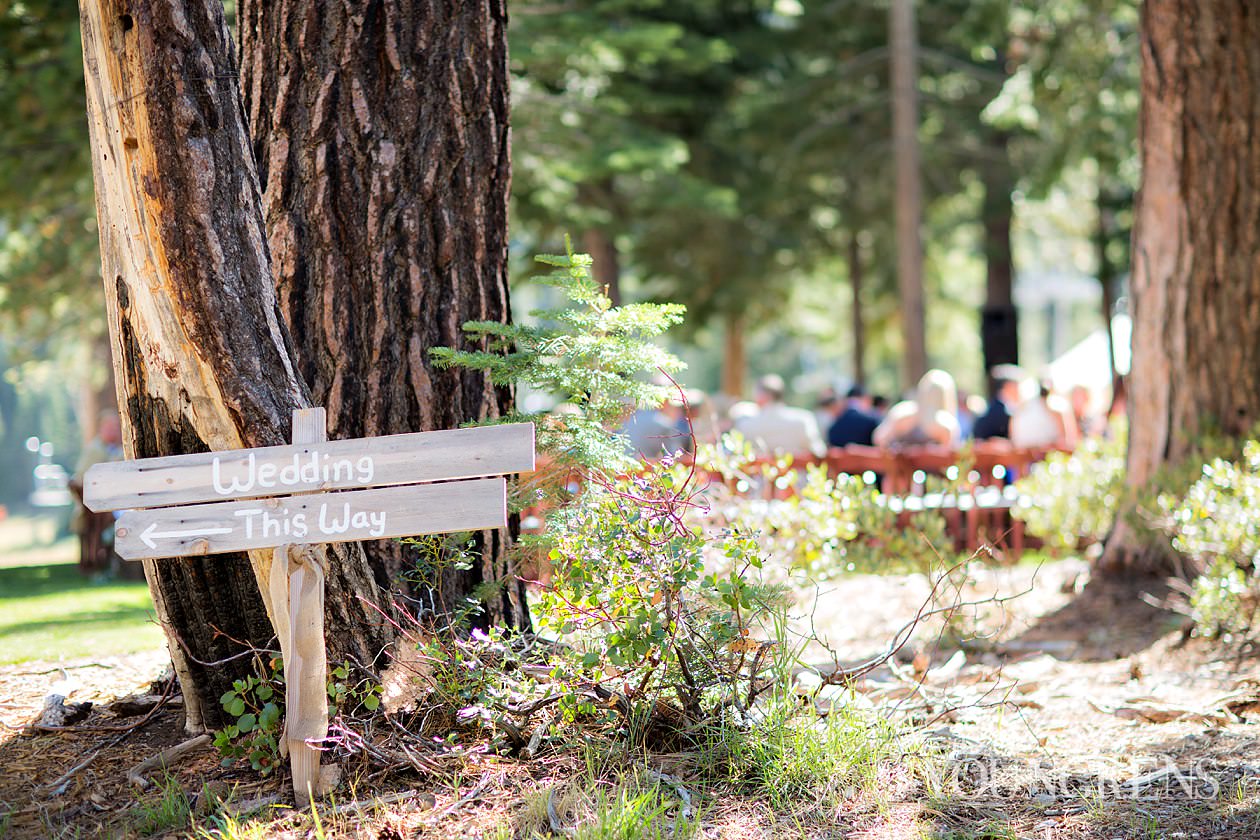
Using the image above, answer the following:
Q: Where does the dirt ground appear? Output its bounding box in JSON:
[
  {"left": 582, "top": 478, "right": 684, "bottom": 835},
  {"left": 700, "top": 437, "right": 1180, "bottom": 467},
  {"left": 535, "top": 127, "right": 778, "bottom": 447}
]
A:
[
  {"left": 3, "top": 557, "right": 1260, "bottom": 839},
  {"left": 812, "top": 557, "right": 1260, "bottom": 839}
]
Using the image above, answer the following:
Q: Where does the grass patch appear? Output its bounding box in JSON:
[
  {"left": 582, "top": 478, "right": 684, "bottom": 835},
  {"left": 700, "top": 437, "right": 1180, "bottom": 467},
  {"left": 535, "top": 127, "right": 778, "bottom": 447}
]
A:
[
  {"left": 697, "top": 694, "right": 904, "bottom": 811},
  {"left": 0, "top": 560, "right": 163, "bottom": 662},
  {"left": 131, "top": 775, "right": 192, "bottom": 836}
]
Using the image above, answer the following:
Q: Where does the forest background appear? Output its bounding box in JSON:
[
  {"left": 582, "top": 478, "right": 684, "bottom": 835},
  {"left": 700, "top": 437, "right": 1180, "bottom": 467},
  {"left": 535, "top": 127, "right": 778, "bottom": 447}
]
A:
[{"left": 0, "top": 0, "right": 1136, "bottom": 509}]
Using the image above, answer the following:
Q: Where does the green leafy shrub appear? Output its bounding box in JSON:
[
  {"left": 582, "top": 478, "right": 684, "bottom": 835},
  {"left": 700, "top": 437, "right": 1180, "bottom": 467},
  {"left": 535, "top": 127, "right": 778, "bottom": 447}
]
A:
[
  {"left": 694, "top": 445, "right": 951, "bottom": 579},
  {"left": 537, "top": 460, "right": 776, "bottom": 717},
  {"left": 1159, "top": 441, "right": 1260, "bottom": 637},
  {"left": 213, "top": 656, "right": 381, "bottom": 774},
  {"left": 213, "top": 661, "right": 284, "bottom": 775},
  {"left": 1013, "top": 432, "right": 1127, "bottom": 550},
  {"left": 409, "top": 244, "right": 803, "bottom": 746}
]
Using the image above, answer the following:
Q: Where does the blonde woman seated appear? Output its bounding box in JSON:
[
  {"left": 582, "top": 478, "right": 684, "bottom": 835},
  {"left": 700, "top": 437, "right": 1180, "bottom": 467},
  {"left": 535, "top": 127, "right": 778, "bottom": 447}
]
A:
[{"left": 873, "top": 369, "right": 962, "bottom": 448}]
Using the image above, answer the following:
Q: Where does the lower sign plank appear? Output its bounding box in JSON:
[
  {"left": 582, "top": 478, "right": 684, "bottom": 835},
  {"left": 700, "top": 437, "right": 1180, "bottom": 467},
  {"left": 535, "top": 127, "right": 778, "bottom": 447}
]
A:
[{"left": 113, "top": 478, "right": 506, "bottom": 560}]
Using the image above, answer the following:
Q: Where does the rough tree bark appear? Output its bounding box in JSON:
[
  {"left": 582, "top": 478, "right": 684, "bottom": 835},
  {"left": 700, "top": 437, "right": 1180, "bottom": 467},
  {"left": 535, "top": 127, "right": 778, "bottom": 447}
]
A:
[
  {"left": 238, "top": 1, "right": 527, "bottom": 628},
  {"left": 77, "top": 0, "right": 393, "bottom": 729},
  {"left": 1102, "top": 0, "right": 1260, "bottom": 573}
]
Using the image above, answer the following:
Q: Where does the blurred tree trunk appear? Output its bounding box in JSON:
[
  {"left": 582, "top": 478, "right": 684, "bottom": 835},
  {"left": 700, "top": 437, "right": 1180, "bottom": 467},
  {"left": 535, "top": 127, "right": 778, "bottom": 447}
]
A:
[
  {"left": 889, "top": 0, "right": 927, "bottom": 389},
  {"left": 238, "top": 1, "right": 527, "bottom": 628},
  {"left": 78, "top": 0, "right": 394, "bottom": 729},
  {"left": 980, "top": 132, "right": 1018, "bottom": 398},
  {"left": 1096, "top": 180, "right": 1132, "bottom": 395},
  {"left": 583, "top": 228, "right": 622, "bottom": 307},
  {"left": 78, "top": 331, "right": 115, "bottom": 445},
  {"left": 848, "top": 232, "right": 866, "bottom": 388},
  {"left": 721, "top": 312, "right": 747, "bottom": 398},
  {"left": 1097, "top": 196, "right": 1119, "bottom": 392},
  {"left": 1102, "top": 0, "right": 1260, "bottom": 574}
]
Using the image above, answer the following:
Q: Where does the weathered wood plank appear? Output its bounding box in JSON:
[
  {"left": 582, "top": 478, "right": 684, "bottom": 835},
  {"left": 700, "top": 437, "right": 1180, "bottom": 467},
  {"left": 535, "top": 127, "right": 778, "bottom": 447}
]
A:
[
  {"left": 113, "top": 478, "right": 507, "bottom": 560},
  {"left": 85, "top": 423, "right": 533, "bottom": 511}
]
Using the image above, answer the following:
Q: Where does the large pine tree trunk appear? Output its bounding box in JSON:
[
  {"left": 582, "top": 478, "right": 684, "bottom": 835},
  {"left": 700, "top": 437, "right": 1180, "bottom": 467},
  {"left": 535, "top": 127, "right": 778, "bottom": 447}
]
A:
[
  {"left": 238, "top": 1, "right": 527, "bottom": 629},
  {"left": 78, "top": 0, "right": 393, "bottom": 729},
  {"left": 1103, "top": 0, "right": 1260, "bottom": 573}
]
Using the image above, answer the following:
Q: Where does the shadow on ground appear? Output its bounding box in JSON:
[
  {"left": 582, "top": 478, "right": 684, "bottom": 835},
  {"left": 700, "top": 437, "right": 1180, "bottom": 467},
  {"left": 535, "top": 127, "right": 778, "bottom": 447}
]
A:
[{"left": 1001, "top": 573, "right": 1184, "bottom": 662}]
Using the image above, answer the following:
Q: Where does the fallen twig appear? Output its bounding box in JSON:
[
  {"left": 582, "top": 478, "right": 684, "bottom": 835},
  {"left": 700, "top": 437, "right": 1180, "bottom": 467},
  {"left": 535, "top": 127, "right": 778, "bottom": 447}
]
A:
[
  {"left": 16, "top": 663, "right": 114, "bottom": 676},
  {"left": 328, "top": 789, "right": 418, "bottom": 815},
  {"left": 42, "top": 729, "right": 133, "bottom": 795},
  {"left": 546, "top": 787, "right": 571, "bottom": 837},
  {"left": 218, "top": 793, "right": 283, "bottom": 820},
  {"left": 431, "top": 772, "right": 492, "bottom": 822},
  {"left": 128, "top": 733, "right": 212, "bottom": 789}
]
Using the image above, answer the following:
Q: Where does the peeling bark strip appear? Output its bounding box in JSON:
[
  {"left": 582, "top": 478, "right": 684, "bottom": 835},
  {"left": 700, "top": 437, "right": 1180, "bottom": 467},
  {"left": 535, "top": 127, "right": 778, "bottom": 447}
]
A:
[
  {"left": 77, "top": 0, "right": 393, "bottom": 727},
  {"left": 239, "top": 1, "right": 526, "bottom": 627}
]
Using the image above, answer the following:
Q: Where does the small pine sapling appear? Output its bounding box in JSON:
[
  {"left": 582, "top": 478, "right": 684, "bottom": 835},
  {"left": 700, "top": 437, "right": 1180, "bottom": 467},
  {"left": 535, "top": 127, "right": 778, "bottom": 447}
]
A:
[{"left": 429, "top": 236, "right": 686, "bottom": 488}]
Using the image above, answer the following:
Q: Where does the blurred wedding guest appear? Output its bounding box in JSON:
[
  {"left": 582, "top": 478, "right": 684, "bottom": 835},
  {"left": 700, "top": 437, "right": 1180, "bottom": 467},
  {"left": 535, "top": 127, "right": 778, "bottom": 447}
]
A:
[
  {"left": 734, "top": 374, "right": 826, "bottom": 457},
  {"left": 1108, "top": 377, "right": 1127, "bottom": 423},
  {"left": 678, "top": 388, "right": 721, "bottom": 447},
  {"left": 870, "top": 394, "right": 890, "bottom": 418},
  {"left": 956, "top": 389, "right": 978, "bottom": 439},
  {"left": 873, "top": 369, "right": 962, "bottom": 448},
  {"left": 1069, "top": 385, "right": 1103, "bottom": 438},
  {"left": 622, "top": 394, "right": 690, "bottom": 459},
  {"left": 1011, "top": 380, "right": 1078, "bottom": 450},
  {"left": 827, "top": 384, "right": 881, "bottom": 448},
  {"left": 972, "top": 364, "right": 1025, "bottom": 440},
  {"left": 814, "top": 388, "right": 840, "bottom": 437},
  {"left": 963, "top": 393, "right": 988, "bottom": 439}
]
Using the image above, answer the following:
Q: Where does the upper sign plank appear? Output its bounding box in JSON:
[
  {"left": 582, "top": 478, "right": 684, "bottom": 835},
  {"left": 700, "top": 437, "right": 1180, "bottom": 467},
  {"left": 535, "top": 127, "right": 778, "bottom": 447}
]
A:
[{"left": 84, "top": 423, "right": 534, "bottom": 512}]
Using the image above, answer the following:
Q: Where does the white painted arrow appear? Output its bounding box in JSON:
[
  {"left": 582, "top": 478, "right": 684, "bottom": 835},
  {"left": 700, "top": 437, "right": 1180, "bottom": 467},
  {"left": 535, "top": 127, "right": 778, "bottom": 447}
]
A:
[{"left": 140, "top": 522, "right": 235, "bottom": 550}]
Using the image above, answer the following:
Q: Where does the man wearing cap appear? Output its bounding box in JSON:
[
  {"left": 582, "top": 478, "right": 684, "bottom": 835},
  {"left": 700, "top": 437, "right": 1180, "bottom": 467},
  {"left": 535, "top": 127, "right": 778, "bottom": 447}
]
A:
[
  {"left": 826, "top": 385, "right": 882, "bottom": 448},
  {"left": 972, "top": 364, "right": 1026, "bottom": 440}
]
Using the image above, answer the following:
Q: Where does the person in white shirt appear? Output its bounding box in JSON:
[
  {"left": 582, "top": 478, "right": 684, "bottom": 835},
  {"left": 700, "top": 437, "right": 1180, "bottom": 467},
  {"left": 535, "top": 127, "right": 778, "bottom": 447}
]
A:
[
  {"left": 734, "top": 375, "right": 826, "bottom": 458},
  {"left": 1011, "top": 381, "right": 1079, "bottom": 450}
]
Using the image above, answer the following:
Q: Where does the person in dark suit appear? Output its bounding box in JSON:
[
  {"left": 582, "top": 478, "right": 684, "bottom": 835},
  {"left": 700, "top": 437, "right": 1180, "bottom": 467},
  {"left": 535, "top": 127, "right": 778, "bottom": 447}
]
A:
[
  {"left": 827, "top": 385, "right": 882, "bottom": 448},
  {"left": 972, "top": 365, "right": 1025, "bottom": 440}
]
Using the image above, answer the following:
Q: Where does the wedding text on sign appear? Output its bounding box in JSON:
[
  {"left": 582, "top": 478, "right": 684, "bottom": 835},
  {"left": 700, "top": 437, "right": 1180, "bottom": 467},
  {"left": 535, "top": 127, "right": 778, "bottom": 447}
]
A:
[
  {"left": 212, "top": 449, "right": 373, "bottom": 495},
  {"left": 88, "top": 423, "right": 535, "bottom": 560},
  {"left": 84, "top": 422, "right": 535, "bottom": 511}
]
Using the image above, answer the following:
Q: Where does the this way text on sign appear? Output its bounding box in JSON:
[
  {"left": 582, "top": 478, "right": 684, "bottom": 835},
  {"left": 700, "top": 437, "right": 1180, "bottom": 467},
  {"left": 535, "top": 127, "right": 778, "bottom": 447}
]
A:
[{"left": 113, "top": 478, "right": 507, "bottom": 560}]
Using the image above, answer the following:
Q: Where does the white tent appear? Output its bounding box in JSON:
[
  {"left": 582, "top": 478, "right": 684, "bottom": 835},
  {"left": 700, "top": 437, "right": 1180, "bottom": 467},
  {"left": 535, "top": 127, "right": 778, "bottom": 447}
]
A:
[{"left": 1046, "top": 313, "right": 1131, "bottom": 394}]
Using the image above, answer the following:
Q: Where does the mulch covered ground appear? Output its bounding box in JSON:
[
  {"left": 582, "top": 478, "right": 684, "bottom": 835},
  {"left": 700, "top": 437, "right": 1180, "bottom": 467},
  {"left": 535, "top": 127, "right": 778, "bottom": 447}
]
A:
[{"left": 5, "top": 558, "right": 1260, "bottom": 839}]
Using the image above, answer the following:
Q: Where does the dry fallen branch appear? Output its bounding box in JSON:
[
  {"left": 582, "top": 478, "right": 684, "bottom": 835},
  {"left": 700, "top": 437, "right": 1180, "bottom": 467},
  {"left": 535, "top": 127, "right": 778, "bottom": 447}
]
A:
[
  {"left": 127, "top": 733, "right": 212, "bottom": 789},
  {"left": 42, "top": 730, "right": 133, "bottom": 796}
]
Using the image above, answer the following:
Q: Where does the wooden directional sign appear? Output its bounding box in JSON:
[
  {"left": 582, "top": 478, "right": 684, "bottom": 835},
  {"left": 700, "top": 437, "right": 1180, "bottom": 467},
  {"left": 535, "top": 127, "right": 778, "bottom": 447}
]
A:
[
  {"left": 85, "top": 422, "right": 534, "bottom": 512},
  {"left": 88, "top": 409, "right": 536, "bottom": 804},
  {"left": 113, "top": 478, "right": 507, "bottom": 560}
]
